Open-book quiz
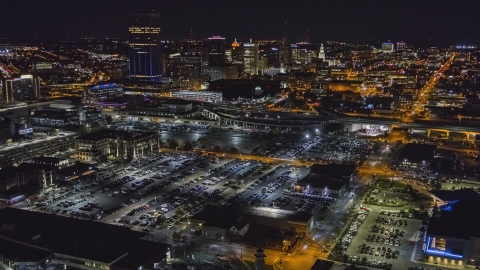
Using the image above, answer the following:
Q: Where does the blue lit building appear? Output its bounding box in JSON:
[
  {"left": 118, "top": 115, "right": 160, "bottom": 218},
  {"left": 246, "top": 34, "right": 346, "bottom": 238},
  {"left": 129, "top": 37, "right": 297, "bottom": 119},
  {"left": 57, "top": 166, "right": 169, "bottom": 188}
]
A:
[
  {"left": 128, "top": 11, "right": 163, "bottom": 82},
  {"left": 424, "top": 194, "right": 480, "bottom": 267}
]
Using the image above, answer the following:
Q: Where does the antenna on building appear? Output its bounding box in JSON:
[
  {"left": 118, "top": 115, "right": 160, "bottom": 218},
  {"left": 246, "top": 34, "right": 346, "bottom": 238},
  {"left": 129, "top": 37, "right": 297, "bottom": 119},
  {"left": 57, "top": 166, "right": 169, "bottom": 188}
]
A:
[
  {"left": 306, "top": 29, "right": 309, "bottom": 42},
  {"left": 190, "top": 29, "right": 193, "bottom": 40}
]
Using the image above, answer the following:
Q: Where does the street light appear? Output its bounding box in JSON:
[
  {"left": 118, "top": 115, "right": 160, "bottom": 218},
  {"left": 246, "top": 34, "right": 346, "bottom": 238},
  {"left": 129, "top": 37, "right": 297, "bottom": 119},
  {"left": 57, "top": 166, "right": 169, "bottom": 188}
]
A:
[{"left": 220, "top": 236, "right": 224, "bottom": 255}]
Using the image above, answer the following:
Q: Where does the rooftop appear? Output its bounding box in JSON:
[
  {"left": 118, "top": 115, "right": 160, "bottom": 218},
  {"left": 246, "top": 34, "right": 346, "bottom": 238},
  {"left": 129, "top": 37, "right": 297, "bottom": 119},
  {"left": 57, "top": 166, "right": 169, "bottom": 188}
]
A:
[
  {"left": 398, "top": 143, "right": 437, "bottom": 163},
  {"left": 296, "top": 173, "right": 348, "bottom": 191},
  {"left": 241, "top": 207, "right": 313, "bottom": 223},
  {"left": 310, "top": 164, "right": 357, "bottom": 179},
  {"left": 0, "top": 208, "right": 156, "bottom": 264},
  {"left": 16, "top": 162, "right": 56, "bottom": 172},
  {"left": 310, "top": 259, "right": 335, "bottom": 270},
  {"left": 0, "top": 236, "right": 51, "bottom": 263},
  {"left": 427, "top": 199, "right": 480, "bottom": 240},
  {"left": 429, "top": 188, "right": 480, "bottom": 202},
  {"left": 57, "top": 162, "right": 94, "bottom": 177},
  {"left": 76, "top": 129, "right": 157, "bottom": 141},
  {"left": 190, "top": 205, "right": 242, "bottom": 229},
  {"left": 111, "top": 240, "right": 170, "bottom": 269},
  {"left": 191, "top": 205, "right": 313, "bottom": 227},
  {"left": 33, "top": 156, "right": 66, "bottom": 163}
]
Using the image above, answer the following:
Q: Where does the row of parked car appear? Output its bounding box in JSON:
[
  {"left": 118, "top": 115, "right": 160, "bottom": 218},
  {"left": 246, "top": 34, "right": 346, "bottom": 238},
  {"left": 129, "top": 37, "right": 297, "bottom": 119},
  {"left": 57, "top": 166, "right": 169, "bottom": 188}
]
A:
[
  {"left": 376, "top": 217, "right": 409, "bottom": 227},
  {"left": 243, "top": 193, "right": 268, "bottom": 206},
  {"left": 340, "top": 213, "right": 368, "bottom": 255},
  {"left": 348, "top": 256, "right": 391, "bottom": 267}
]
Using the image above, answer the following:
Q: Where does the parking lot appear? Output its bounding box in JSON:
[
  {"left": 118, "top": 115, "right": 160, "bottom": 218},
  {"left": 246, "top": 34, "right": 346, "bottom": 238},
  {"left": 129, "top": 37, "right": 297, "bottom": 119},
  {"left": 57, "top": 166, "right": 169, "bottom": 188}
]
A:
[
  {"left": 303, "top": 136, "right": 373, "bottom": 164},
  {"left": 344, "top": 207, "right": 422, "bottom": 269},
  {"left": 113, "top": 122, "right": 267, "bottom": 154},
  {"left": 260, "top": 134, "right": 320, "bottom": 159},
  {"left": 24, "top": 150, "right": 305, "bottom": 233}
]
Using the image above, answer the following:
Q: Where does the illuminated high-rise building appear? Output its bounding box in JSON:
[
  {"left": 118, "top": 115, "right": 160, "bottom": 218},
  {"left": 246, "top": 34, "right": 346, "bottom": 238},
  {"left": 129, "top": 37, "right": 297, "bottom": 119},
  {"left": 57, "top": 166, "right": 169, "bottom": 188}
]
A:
[
  {"left": 318, "top": 43, "right": 325, "bottom": 60},
  {"left": 243, "top": 40, "right": 259, "bottom": 75},
  {"left": 397, "top": 42, "right": 407, "bottom": 51},
  {"left": 2, "top": 75, "right": 40, "bottom": 102},
  {"left": 128, "top": 11, "right": 162, "bottom": 82},
  {"left": 231, "top": 39, "right": 243, "bottom": 65},
  {"left": 381, "top": 42, "right": 394, "bottom": 53},
  {"left": 207, "top": 36, "right": 227, "bottom": 65},
  {"left": 278, "top": 35, "right": 291, "bottom": 63}
]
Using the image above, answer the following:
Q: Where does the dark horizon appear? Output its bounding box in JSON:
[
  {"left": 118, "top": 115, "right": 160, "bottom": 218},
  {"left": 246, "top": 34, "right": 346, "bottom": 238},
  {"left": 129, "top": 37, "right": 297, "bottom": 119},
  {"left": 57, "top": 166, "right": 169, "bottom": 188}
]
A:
[{"left": 1, "top": 0, "right": 480, "bottom": 46}]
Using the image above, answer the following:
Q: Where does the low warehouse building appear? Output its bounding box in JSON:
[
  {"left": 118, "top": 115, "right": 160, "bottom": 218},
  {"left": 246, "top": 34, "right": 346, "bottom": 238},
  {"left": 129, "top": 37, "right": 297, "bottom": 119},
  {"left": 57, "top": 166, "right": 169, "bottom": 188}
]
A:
[
  {"left": 295, "top": 164, "right": 357, "bottom": 197},
  {"left": 190, "top": 205, "right": 314, "bottom": 240}
]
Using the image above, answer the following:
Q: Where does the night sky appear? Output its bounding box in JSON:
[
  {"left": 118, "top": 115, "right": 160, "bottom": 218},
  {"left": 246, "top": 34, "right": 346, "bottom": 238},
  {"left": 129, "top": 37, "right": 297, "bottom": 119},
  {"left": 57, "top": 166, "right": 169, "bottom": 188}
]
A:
[{"left": 2, "top": 0, "right": 480, "bottom": 45}]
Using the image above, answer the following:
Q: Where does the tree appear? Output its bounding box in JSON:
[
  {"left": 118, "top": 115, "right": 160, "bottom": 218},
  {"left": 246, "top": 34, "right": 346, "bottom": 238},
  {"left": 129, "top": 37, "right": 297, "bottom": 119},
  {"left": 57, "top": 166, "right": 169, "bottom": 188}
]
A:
[
  {"left": 105, "top": 115, "right": 113, "bottom": 125},
  {"left": 175, "top": 208, "right": 185, "bottom": 216},
  {"left": 91, "top": 121, "right": 101, "bottom": 130},
  {"left": 251, "top": 146, "right": 261, "bottom": 155},
  {"left": 229, "top": 147, "right": 238, "bottom": 154},
  {"left": 230, "top": 184, "right": 240, "bottom": 195},
  {"left": 169, "top": 140, "right": 179, "bottom": 148},
  {"left": 183, "top": 142, "right": 193, "bottom": 151},
  {"left": 172, "top": 231, "right": 182, "bottom": 243},
  {"left": 267, "top": 130, "right": 275, "bottom": 139},
  {"left": 77, "top": 126, "right": 88, "bottom": 134},
  {"left": 298, "top": 157, "right": 307, "bottom": 164},
  {"left": 201, "top": 145, "right": 207, "bottom": 150},
  {"left": 433, "top": 181, "right": 442, "bottom": 190},
  {"left": 213, "top": 145, "right": 221, "bottom": 152}
]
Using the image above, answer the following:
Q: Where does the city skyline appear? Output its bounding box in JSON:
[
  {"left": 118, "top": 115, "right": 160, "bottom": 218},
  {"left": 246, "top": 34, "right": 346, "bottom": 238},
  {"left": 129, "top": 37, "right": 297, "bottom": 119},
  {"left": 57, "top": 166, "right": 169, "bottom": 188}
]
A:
[
  {"left": 0, "top": 3, "right": 479, "bottom": 270},
  {"left": 1, "top": 0, "right": 480, "bottom": 45}
]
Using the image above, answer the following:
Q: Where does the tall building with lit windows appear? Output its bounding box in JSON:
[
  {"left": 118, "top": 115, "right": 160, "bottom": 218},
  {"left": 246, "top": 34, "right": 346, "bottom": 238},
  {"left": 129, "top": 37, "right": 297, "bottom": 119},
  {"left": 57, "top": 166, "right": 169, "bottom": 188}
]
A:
[
  {"left": 243, "top": 41, "right": 259, "bottom": 75},
  {"left": 381, "top": 42, "right": 394, "bottom": 53},
  {"left": 128, "top": 11, "right": 162, "bottom": 82},
  {"left": 2, "top": 75, "right": 41, "bottom": 102},
  {"left": 397, "top": 42, "right": 407, "bottom": 51}
]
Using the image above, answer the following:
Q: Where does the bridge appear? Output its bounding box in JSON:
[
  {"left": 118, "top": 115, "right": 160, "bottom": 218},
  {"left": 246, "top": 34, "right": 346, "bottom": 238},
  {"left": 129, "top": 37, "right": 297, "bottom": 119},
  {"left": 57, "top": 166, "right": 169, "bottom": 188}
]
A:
[
  {"left": 201, "top": 107, "right": 480, "bottom": 140},
  {"left": 200, "top": 107, "right": 330, "bottom": 130},
  {"left": 327, "top": 118, "right": 480, "bottom": 141}
]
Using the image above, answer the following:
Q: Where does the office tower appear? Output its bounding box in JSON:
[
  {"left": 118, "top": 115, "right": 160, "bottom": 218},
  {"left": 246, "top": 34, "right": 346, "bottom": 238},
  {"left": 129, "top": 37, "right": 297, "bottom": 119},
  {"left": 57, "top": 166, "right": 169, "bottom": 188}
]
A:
[
  {"left": 382, "top": 42, "right": 394, "bottom": 53},
  {"left": 318, "top": 43, "right": 325, "bottom": 60},
  {"left": 231, "top": 39, "right": 243, "bottom": 65},
  {"left": 278, "top": 36, "right": 291, "bottom": 63},
  {"left": 207, "top": 36, "right": 227, "bottom": 65},
  {"left": 397, "top": 42, "right": 407, "bottom": 51},
  {"left": 2, "top": 75, "right": 40, "bottom": 102},
  {"left": 128, "top": 11, "right": 162, "bottom": 82},
  {"left": 171, "top": 56, "right": 202, "bottom": 90},
  {"left": 243, "top": 41, "right": 259, "bottom": 75},
  {"left": 225, "top": 49, "right": 232, "bottom": 63}
]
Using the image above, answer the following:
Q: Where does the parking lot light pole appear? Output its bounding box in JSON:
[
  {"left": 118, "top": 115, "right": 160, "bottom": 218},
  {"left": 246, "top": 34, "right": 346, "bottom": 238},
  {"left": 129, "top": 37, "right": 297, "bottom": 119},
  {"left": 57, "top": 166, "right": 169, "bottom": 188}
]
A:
[{"left": 220, "top": 237, "right": 224, "bottom": 255}]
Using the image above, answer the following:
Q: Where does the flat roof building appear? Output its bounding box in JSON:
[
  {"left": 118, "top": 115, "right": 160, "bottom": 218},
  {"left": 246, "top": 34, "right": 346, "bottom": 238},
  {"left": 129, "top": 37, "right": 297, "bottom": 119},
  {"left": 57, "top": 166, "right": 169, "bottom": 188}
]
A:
[
  {"left": 398, "top": 143, "right": 437, "bottom": 168},
  {"left": 425, "top": 198, "right": 480, "bottom": 267},
  {"left": 295, "top": 164, "right": 357, "bottom": 197},
  {"left": 0, "top": 207, "right": 171, "bottom": 270},
  {"left": 170, "top": 90, "right": 222, "bottom": 103},
  {"left": 189, "top": 205, "right": 314, "bottom": 240},
  {"left": 75, "top": 129, "right": 159, "bottom": 162}
]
